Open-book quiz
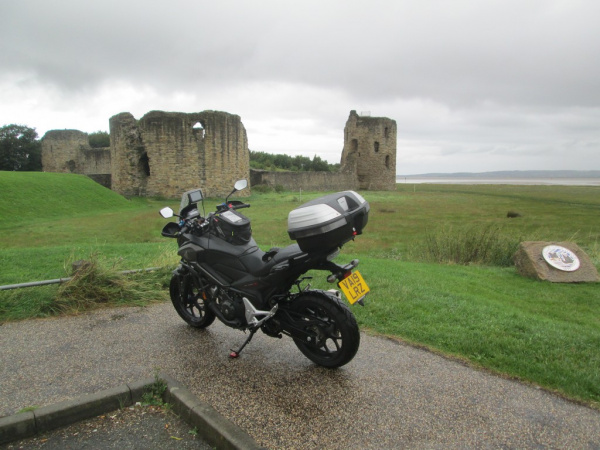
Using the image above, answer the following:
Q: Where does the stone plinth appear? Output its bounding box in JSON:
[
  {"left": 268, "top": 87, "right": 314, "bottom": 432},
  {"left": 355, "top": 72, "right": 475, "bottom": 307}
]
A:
[{"left": 514, "top": 241, "right": 599, "bottom": 283}]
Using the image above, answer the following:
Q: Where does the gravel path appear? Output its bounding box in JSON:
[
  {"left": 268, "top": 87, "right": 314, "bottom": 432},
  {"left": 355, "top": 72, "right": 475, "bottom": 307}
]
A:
[{"left": 2, "top": 302, "right": 599, "bottom": 449}]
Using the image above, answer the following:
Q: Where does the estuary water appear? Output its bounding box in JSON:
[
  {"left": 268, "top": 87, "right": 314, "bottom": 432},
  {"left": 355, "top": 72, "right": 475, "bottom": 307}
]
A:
[{"left": 397, "top": 177, "right": 600, "bottom": 186}]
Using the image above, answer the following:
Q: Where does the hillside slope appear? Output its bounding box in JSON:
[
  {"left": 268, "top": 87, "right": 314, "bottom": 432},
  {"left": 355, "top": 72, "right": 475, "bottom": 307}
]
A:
[{"left": 0, "top": 172, "right": 133, "bottom": 226}]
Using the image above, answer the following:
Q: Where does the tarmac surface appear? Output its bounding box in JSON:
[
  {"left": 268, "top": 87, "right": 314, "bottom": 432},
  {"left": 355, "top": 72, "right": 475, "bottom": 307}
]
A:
[
  {"left": 3, "top": 403, "right": 213, "bottom": 449},
  {"left": 2, "top": 302, "right": 600, "bottom": 449}
]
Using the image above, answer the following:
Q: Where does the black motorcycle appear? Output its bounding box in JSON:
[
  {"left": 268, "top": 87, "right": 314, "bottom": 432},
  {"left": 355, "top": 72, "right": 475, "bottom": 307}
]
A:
[{"left": 159, "top": 179, "right": 370, "bottom": 368}]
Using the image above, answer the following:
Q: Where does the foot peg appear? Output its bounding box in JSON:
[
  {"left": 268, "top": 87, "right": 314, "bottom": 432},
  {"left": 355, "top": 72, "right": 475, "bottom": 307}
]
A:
[
  {"left": 228, "top": 299, "right": 278, "bottom": 359},
  {"left": 243, "top": 298, "right": 278, "bottom": 327}
]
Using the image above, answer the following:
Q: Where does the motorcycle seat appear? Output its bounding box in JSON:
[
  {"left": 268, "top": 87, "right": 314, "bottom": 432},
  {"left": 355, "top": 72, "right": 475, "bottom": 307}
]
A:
[
  {"left": 242, "top": 244, "right": 308, "bottom": 278},
  {"left": 269, "top": 244, "right": 306, "bottom": 264},
  {"left": 262, "top": 247, "right": 281, "bottom": 262}
]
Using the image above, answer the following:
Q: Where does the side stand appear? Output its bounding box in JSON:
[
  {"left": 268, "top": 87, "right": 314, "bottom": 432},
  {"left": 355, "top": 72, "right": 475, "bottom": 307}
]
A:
[
  {"left": 229, "top": 299, "right": 278, "bottom": 359},
  {"left": 229, "top": 327, "right": 258, "bottom": 358}
]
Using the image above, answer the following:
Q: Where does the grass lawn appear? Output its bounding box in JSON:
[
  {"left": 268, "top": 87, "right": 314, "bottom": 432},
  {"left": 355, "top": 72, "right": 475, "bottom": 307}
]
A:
[{"left": 1, "top": 171, "right": 599, "bottom": 407}]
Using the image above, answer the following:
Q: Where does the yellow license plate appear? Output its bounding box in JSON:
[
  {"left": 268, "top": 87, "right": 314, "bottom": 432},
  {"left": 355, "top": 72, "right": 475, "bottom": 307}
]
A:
[{"left": 338, "top": 270, "right": 370, "bottom": 305}]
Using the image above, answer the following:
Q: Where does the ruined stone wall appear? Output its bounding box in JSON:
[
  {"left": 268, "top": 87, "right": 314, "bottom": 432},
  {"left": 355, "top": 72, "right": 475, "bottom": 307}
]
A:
[
  {"left": 340, "top": 110, "right": 397, "bottom": 190},
  {"left": 110, "top": 110, "right": 249, "bottom": 198},
  {"left": 42, "top": 109, "right": 396, "bottom": 197},
  {"left": 41, "top": 130, "right": 89, "bottom": 173},
  {"left": 250, "top": 169, "right": 357, "bottom": 192},
  {"left": 249, "top": 110, "right": 397, "bottom": 192},
  {"left": 82, "top": 148, "right": 111, "bottom": 174},
  {"left": 41, "top": 130, "right": 111, "bottom": 188}
]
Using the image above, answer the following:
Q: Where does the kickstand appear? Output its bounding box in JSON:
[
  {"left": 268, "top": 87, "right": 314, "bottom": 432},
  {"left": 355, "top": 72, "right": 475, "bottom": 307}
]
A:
[{"left": 229, "top": 327, "right": 258, "bottom": 359}]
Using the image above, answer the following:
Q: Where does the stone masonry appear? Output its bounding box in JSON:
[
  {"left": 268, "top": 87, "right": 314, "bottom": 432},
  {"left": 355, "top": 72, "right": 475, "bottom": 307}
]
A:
[
  {"left": 109, "top": 110, "right": 249, "bottom": 198},
  {"left": 249, "top": 169, "right": 358, "bottom": 192},
  {"left": 252, "top": 110, "right": 397, "bottom": 192},
  {"left": 41, "top": 110, "right": 397, "bottom": 197},
  {"left": 340, "top": 110, "right": 397, "bottom": 190},
  {"left": 41, "top": 130, "right": 111, "bottom": 187}
]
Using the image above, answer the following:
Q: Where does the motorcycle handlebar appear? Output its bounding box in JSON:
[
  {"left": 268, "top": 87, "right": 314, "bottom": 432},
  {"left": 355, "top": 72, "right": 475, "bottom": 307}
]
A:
[{"left": 216, "top": 202, "right": 251, "bottom": 212}]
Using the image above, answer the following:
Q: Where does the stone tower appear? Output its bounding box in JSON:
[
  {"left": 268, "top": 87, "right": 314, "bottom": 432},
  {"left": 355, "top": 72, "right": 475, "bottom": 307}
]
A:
[
  {"left": 340, "top": 110, "right": 397, "bottom": 190},
  {"left": 41, "top": 130, "right": 92, "bottom": 173},
  {"left": 41, "top": 130, "right": 111, "bottom": 187},
  {"left": 109, "top": 110, "right": 250, "bottom": 198}
]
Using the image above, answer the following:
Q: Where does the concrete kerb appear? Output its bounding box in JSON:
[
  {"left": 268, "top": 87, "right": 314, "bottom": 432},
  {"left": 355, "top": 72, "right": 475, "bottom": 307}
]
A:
[
  {"left": 0, "top": 374, "right": 262, "bottom": 450},
  {"left": 159, "top": 373, "right": 263, "bottom": 450}
]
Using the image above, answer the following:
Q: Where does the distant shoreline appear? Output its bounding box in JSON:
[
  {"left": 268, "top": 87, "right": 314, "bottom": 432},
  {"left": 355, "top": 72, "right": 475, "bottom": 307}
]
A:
[
  {"left": 396, "top": 177, "right": 600, "bottom": 186},
  {"left": 397, "top": 170, "right": 600, "bottom": 178},
  {"left": 396, "top": 170, "right": 600, "bottom": 186}
]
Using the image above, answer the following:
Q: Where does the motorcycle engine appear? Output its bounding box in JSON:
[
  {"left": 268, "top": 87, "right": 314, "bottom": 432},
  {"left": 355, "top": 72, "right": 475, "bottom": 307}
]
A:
[{"left": 217, "top": 292, "right": 245, "bottom": 322}]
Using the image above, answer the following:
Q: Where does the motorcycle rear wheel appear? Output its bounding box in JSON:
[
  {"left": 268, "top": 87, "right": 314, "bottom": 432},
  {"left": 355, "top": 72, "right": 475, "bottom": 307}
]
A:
[
  {"left": 291, "top": 293, "right": 360, "bottom": 368},
  {"left": 169, "top": 274, "right": 216, "bottom": 328}
]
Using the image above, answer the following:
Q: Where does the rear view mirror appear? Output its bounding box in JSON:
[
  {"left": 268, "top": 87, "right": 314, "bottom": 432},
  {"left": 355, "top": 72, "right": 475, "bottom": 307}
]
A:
[
  {"left": 234, "top": 179, "right": 248, "bottom": 191},
  {"left": 160, "top": 207, "right": 174, "bottom": 218}
]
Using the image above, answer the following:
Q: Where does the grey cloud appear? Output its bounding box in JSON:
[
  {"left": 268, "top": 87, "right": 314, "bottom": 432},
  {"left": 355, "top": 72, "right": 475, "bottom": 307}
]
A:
[
  {"left": 4, "top": 0, "right": 599, "bottom": 107},
  {"left": 1, "top": 0, "right": 599, "bottom": 174}
]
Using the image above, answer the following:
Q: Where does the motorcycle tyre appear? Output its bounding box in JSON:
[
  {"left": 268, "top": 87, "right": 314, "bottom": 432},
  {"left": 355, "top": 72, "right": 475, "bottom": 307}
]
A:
[
  {"left": 169, "top": 274, "right": 216, "bottom": 328},
  {"left": 291, "top": 293, "right": 360, "bottom": 368}
]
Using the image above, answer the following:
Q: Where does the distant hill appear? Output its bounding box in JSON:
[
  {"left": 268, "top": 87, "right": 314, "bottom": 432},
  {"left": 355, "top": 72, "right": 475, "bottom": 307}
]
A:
[
  {"left": 398, "top": 170, "right": 600, "bottom": 178},
  {"left": 0, "top": 171, "right": 133, "bottom": 226}
]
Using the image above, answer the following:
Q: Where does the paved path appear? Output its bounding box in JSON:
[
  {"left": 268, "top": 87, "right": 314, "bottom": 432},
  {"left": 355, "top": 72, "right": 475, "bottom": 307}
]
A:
[{"left": 2, "top": 303, "right": 599, "bottom": 449}]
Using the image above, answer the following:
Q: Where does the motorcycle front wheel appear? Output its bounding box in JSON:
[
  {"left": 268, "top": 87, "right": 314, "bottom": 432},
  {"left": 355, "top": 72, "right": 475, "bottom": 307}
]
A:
[
  {"left": 291, "top": 293, "right": 360, "bottom": 368},
  {"left": 169, "top": 274, "right": 216, "bottom": 328}
]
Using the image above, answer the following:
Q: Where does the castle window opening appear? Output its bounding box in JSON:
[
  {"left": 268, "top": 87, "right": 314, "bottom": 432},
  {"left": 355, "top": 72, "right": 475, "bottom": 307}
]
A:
[
  {"left": 384, "top": 127, "right": 389, "bottom": 138},
  {"left": 192, "top": 121, "right": 205, "bottom": 139},
  {"left": 140, "top": 152, "right": 150, "bottom": 177},
  {"left": 351, "top": 139, "right": 358, "bottom": 153},
  {"left": 385, "top": 155, "right": 390, "bottom": 169},
  {"left": 374, "top": 141, "right": 380, "bottom": 153}
]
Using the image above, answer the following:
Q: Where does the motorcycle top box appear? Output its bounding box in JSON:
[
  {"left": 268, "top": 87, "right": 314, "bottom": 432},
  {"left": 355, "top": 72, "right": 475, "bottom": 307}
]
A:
[{"left": 287, "top": 191, "right": 370, "bottom": 253}]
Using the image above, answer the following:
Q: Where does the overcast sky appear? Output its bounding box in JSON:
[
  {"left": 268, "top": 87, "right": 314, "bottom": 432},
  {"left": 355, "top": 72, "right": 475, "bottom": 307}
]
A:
[{"left": 1, "top": 0, "right": 599, "bottom": 174}]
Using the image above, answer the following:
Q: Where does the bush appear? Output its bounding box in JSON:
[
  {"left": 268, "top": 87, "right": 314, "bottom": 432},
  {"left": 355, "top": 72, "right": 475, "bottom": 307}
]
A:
[
  {"left": 88, "top": 131, "right": 110, "bottom": 148},
  {"left": 411, "top": 224, "right": 522, "bottom": 266}
]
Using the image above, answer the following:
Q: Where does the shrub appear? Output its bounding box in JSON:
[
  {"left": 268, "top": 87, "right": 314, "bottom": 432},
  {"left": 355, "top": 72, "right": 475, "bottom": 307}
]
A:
[
  {"left": 411, "top": 224, "right": 522, "bottom": 266},
  {"left": 88, "top": 131, "right": 110, "bottom": 148}
]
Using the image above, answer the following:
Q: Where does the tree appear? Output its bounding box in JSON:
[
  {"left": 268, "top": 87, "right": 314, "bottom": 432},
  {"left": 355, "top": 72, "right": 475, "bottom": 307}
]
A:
[
  {"left": 293, "top": 155, "right": 311, "bottom": 171},
  {"left": 0, "top": 124, "right": 42, "bottom": 171},
  {"left": 249, "top": 149, "right": 338, "bottom": 172},
  {"left": 88, "top": 130, "right": 110, "bottom": 148},
  {"left": 310, "top": 155, "right": 330, "bottom": 172}
]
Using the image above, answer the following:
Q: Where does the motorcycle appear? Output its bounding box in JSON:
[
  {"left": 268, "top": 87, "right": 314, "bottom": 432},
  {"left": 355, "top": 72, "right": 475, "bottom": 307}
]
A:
[{"left": 159, "top": 179, "right": 370, "bottom": 368}]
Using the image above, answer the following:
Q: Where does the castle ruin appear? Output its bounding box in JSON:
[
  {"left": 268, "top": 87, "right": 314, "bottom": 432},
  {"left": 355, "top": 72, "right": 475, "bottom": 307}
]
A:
[
  {"left": 41, "top": 129, "right": 111, "bottom": 188},
  {"left": 109, "top": 110, "right": 249, "bottom": 198},
  {"left": 340, "top": 110, "right": 397, "bottom": 190},
  {"left": 41, "top": 109, "right": 396, "bottom": 197},
  {"left": 252, "top": 110, "right": 397, "bottom": 191}
]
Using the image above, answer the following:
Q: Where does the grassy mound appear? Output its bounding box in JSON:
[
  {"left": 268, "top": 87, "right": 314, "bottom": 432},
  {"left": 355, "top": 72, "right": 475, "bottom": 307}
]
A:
[{"left": 0, "top": 171, "right": 134, "bottom": 226}]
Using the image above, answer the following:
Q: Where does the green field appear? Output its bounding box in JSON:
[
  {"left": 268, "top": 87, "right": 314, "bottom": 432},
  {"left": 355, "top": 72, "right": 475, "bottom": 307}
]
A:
[{"left": 1, "top": 171, "right": 599, "bottom": 407}]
